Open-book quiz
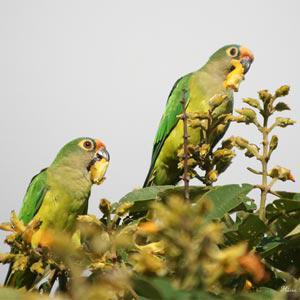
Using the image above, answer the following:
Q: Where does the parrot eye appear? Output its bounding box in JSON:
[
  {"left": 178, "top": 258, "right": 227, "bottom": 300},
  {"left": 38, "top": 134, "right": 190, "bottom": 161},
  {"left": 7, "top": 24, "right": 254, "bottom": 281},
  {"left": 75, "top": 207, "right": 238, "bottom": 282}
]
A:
[
  {"left": 79, "top": 139, "right": 94, "bottom": 151},
  {"left": 227, "top": 47, "right": 239, "bottom": 57}
]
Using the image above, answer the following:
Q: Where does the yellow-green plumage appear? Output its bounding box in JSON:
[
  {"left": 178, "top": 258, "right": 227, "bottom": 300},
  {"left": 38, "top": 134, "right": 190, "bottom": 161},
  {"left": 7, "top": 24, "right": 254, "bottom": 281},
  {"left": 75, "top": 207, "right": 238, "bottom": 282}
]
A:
[
  {"left": 144, "top": 44, "right": 253, "bottom": 186},
  {"left": 5, "top": 137, "right": 109, "bottom": 289}
]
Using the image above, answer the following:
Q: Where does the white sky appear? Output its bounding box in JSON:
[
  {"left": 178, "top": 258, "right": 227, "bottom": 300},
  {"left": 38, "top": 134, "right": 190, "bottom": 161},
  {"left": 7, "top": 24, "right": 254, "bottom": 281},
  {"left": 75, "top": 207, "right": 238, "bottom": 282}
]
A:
[{"left": 0, "top": 0, "right": 299, "bottom": 281}]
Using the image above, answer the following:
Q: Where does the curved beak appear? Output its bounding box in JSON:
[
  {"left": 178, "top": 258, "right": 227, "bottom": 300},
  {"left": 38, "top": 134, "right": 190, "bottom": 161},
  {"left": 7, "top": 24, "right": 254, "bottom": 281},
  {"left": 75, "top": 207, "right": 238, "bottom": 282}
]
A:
[
  {"left": 97, "top": 147, "right": 110, "bottom": 162},
  {"left": 239, "top": 46, "right": 254, "bottom": 74},
  {"left": 95, "top": 139, "right": 110, "bottom": 162}
]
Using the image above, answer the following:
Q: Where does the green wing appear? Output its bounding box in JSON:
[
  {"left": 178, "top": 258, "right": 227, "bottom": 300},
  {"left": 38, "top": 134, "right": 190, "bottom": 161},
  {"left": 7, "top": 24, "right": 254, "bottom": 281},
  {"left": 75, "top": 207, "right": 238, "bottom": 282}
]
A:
[
  {"left": 18, "top": 168, "right": 48, "bottom": 225},
  {"left": 5, "top": 169, "right": 48, "bottom": 287},
  {"left": 144, "top": 73, "right": 192, "bottom": 186}
]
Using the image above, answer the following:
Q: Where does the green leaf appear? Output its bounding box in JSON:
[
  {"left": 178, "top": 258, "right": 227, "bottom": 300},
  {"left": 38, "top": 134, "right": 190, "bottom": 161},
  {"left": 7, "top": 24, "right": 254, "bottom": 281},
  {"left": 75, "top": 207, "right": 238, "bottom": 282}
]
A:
[
  {"left": 263, "top": 234, "right": 300, "bottom": 278},
  {"left": 275, "top": 191, "right": 300, "bottom": 201},
  {"left": 230, "top": 197, "right": 257, "bottom": 213},
  {"left": 266, "top": 199, "right": 300, "bottom": 236},
  {"left": 224, "top": 214, "right": 268, "bottom": 247},
  {"left": 274, "top": 102, "right": 290, "bottom": 111},
  {"left": 115, "top": 186, "right": 174, "bottom": 213},
  {"left": 116, "top": 186, "right": 212, "bottom": 214},
  {"left": 134, "top": 277, "right": 221, "bottom": 300},
  {"left": 158, "top": 186, "right": 212, "bottom": 202},
  {"left": 257, "top": 236, "right": 283, "bottom": 257},
  {"left": 200, "top": 184, "right": 254, "bottom": 221},
  {"left": 229, "top": 288, "right": 284, "bottom": 300}
]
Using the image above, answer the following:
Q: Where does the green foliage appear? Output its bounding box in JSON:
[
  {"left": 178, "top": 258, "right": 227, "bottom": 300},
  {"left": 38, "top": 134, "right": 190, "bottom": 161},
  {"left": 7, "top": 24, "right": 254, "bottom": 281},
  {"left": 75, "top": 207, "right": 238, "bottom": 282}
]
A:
[{"left": 0, "top": 85, "right": 300, "bottom": 299}]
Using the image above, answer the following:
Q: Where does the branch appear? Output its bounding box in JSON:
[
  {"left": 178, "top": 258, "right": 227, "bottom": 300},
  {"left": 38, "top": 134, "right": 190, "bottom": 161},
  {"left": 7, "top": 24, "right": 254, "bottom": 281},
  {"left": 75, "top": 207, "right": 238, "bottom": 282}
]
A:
[{"left": 180, "top": 89, "right": 190, "bottom": 200}]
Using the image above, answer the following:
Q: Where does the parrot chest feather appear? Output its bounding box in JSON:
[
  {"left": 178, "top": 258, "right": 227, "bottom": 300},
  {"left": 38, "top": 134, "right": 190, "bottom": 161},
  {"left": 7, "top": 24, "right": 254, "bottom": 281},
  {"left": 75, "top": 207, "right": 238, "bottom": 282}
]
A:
[
  {"left": 153, "top": 72, "right": 233, "bottom": 185},
  {"left": 31, "top": 167, "right": 92, "bottom": 246}
]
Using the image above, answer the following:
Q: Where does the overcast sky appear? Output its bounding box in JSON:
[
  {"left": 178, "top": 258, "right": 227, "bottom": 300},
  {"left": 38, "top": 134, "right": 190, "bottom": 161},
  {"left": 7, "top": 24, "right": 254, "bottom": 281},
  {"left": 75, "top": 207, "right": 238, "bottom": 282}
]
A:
[{"left": 0, "top": 0, "right": 299, "bottom": 280}]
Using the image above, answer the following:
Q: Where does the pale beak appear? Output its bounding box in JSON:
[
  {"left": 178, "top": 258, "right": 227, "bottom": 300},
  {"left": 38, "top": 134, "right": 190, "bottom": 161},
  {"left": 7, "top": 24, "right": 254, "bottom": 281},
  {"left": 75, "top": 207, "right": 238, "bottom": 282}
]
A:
[
  {"left": 239, "top": 46, "right": 254, "bottom": 74},
  {"left": 97, "top": 147, "right": 110, "bottom": 162}
]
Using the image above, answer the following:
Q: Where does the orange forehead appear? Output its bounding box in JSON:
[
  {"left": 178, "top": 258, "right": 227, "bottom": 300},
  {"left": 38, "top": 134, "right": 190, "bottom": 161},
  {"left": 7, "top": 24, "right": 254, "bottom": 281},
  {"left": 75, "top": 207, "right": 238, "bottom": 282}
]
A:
[
  {"left": 95, "top": 139, "right": 105, "bottom": 150},
  {"left": 240, "top": 46, "right": 254, "bottom": 61}
]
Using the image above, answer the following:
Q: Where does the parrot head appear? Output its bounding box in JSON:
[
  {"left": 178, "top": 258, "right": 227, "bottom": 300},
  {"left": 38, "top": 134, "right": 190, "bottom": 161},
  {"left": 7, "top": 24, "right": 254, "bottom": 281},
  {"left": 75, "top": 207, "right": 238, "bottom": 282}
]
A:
[
  {"left": 208, "top": 44, "right": 254, "bottom": 92},
  {"left": 52, "top": 137, "right": 110, "bottom": 185}
]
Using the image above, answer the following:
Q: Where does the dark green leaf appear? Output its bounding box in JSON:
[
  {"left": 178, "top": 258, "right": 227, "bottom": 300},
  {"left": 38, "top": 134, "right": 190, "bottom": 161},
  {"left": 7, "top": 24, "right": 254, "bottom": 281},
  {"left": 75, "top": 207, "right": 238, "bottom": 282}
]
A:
[
  {"left": 266, "top": 199, "right": 300, "bottom": 236},
  {"left": 275, "top": 191, "right": 300, "bottom": 201},
  {"left": 274, "top": 102, "right": 290, "bottom": 111},
  {"left": 228, "top": 287, "right": 284, "bottom": 300},
  {"left": 225, "top": 214, "right": 268, "bottom": 247},
  {"left": 158, "top": 186, "right": 212, "bottom": 203},
  {"left": 134, "top": 277, "right": 221, "bottom": 300},
  {"left": 230, "top": 197, "right": 257, "bottom": 213},
  {"left": 200, "top": 184, "right": 254, "bottom": 221},
  {"left": 116, "top": 186, "right": 212, "bottom": 214},
  {"left": 115, "top": 186, "right": 174, "bottom": 213},
  {"left": 263, "top": 234, "right": 300, "bottom": 278}
]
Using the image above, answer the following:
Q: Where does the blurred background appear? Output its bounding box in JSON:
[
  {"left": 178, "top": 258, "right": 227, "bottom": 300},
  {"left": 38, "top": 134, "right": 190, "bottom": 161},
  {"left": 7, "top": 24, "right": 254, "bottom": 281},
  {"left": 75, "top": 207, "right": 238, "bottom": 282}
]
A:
[{"left": 0, "top": 0, "right": 299, "bottom": 280}]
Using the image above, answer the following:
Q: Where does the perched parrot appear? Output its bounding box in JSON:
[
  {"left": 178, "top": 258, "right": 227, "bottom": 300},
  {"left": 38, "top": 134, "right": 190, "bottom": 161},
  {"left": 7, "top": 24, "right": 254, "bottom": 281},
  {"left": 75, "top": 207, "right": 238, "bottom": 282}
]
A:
[
  {"left": 144, "top": 44, "right": 254, "bottom": 186},
  {"left": 5, "top": 137, "right": 110, "bottom": 289}
]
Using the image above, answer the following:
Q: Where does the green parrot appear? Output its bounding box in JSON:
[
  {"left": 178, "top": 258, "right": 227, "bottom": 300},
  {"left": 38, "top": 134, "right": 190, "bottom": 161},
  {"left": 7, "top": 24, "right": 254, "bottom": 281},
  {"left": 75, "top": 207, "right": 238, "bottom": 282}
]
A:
[
  {"left": 144, "top": 45, "right": 254, "bottom": 186},
  {"left": 5, "top": 137, "right": 110, "bottom": 289}
]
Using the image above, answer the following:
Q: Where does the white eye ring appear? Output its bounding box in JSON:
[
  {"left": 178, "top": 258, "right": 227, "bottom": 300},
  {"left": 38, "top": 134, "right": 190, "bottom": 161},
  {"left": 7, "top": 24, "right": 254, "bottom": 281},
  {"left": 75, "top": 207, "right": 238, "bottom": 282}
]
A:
[
  {"left": 79, "top": 139, "right": 94, "bottom": 151},
  {"left": 227, "top": 47, "right": 239, "bottom": 57}
]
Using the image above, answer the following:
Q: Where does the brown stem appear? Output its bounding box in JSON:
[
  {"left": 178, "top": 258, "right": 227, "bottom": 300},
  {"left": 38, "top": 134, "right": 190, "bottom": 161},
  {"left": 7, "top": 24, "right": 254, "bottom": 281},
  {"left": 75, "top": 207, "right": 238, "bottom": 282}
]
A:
[{"left": 181, "top": 89, "right": 190, "bottom": 200}]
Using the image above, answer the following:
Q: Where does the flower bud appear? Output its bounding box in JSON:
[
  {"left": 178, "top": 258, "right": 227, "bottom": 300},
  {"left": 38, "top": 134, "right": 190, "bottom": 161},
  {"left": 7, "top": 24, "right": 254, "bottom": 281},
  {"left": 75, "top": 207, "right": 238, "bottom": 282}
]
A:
[
  {"left": 207, "top": 170, "right": 218, "bottom": 182},
  {"left": 245, "top": 144, "right": 260, "bottom": 158},
  {"left": 99, "top": 198, "right": 112, "bottom": 215},
  {"left": 235, "top": 108, "right": 257, "bottom": 122},
  {"left": 234, "top": 137, "right": 249, "bottom": 150},
  {"left": 209, "top": 94, "right": 227, "bottom": 110},
  {"left": 269, "top": 135, "right": 278, "bottom": 152},
  {"left": 258, "top": 90, "right": 272, "bottom": 103},
  {"left": 275, "top": 117, "right": 296, "bottom": 128},
  {"left": 243, "top": 98, "right": 261, "bottom": 110},
  {"left": 199, "top": 144, "right": 210, "bottom": 157},
  {"left": 222, "top": 136, "right": 236, "bottom": 149},
  {"left": 275, "top": 85, "right": 290, "bottom": 98},
  {"left": 269, "top": 166, "right": 295, "bottom": 182},
  {"left": 115, "top": 202, "right": 133, "bottom": 216}
]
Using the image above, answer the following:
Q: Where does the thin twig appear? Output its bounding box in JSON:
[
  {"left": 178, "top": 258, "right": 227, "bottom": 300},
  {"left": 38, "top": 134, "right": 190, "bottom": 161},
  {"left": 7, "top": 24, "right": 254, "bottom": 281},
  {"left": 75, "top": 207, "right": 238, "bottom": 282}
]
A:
[
  {"left": 258, "top": 115, "right": 269, "bottom": 221},
  {"left": 181, "top": 89, "right": 190, "bottom": 200}
]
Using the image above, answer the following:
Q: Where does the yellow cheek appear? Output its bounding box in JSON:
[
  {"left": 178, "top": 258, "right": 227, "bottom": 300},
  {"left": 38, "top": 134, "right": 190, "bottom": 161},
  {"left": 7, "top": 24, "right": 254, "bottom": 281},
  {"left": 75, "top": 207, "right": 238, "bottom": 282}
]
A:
[
  {"left": 224, "top": 59, "right": 245, "bottom": 92},
  {"left": 90, "top": 158, "right": 109, "bottom": 185}
]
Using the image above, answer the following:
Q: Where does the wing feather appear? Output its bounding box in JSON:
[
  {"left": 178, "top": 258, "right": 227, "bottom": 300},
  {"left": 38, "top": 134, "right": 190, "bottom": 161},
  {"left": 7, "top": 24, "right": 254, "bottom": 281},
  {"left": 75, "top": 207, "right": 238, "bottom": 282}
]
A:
[{"left": 144, "top": 73, "right": 191, "bottom": 186}]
